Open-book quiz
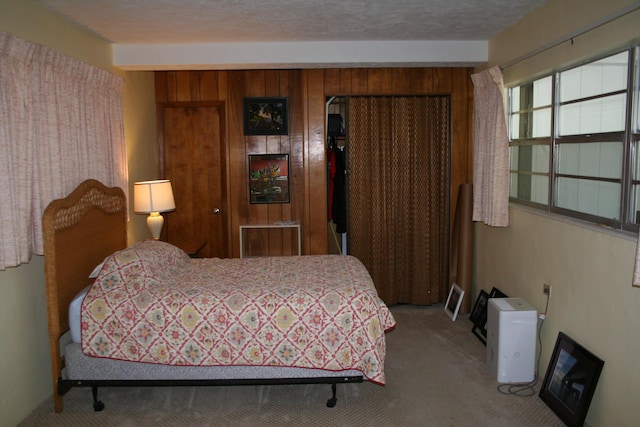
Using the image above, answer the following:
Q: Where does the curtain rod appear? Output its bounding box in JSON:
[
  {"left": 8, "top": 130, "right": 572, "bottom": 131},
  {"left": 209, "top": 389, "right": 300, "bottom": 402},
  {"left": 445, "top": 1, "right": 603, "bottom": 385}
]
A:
[{"left": 501, "top": 1, "right": 640, "bottom": 70}]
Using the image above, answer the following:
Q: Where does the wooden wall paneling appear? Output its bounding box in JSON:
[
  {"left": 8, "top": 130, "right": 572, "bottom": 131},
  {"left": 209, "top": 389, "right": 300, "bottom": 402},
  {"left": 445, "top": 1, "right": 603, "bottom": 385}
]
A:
[
  {"left": 391, "top": 68, "right": 412, "bottom": 94},
  {"left": 214, "top": 70, "right": 233, "bottom": 257},
  {"left": 264, "top": 70, "right": 283, "bottom": 255},
  {"left": 189, "top": 71, "right": 202, "bottom": 100},
  {"left": 264, "top": 70, "right": 280, "bottom": 97},
  {"left": 408, "top": 68, "right": 431, "bottom": 93},
  {"left": 226, "top": 71, "right": 250, "bottom": 257},
  {"left": 155, "top": 67, "right": 473, "bottom": 264},
  {"left": 351, "top": 69, "right": 369, "bottom": 94},
  {"left": 302, "top": 69, "right": 313, "bottom": 254},
  {"left": 288, "top": 70, "right": 305, "bottom": 254},
  {"left": 450, "top": 68, "right": 473, "bottom": 182},
  {"left": 155, "top": 73, "right": 168, "bottom": 176},
  {"left": 199, "top": 71, "right": 219, "bottom": 101},
  {"left": 339, "top": 69, "right": 353, "bottom": 94},
  {"left": 305, "top": 69, "right": 328, "bottom": 255},
  {"left": 164, "top": 72, "right": 177, "bottom": 102},
  {"left": 216, "top": 71, "right": 227, "bottom": 102},
  {"left": 277, "top": 70, "right": 296, "bottom": 256},
  {"left": 243, "top": 70, "right": 270, "bottom": 256},
  {"left": 432, "top": 68, "right": 454, "bottom": 94},
  {"left": 155, "top": 72, "right": 168, "bottom": 103},
  {"left": 174, "top": 71, "right": 193, "bottom": 102},
  {"left": 367, "top": 68, "right": 393, "bottom": 94},
  {"left": 323, "top": 69, "right": 341, "bottom": 95}
]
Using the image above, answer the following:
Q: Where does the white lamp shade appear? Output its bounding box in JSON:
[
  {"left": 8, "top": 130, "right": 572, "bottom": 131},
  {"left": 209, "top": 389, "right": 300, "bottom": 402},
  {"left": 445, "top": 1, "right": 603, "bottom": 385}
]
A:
[{"left": 134, "top": 180, "right": 176, "bottom": 213}]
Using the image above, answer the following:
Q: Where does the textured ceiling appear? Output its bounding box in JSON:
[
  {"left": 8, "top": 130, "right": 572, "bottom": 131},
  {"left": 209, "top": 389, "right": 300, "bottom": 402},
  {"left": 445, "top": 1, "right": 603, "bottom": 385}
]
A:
[{"left": 35, "top": 0, "right": 548, "bottom": 44}]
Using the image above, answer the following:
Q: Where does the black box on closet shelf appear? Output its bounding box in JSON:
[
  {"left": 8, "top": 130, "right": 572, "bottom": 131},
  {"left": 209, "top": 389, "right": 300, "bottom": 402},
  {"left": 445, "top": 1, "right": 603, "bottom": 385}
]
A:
[{"left": 327, "top": 114, "right": 344, "bottom": 137}]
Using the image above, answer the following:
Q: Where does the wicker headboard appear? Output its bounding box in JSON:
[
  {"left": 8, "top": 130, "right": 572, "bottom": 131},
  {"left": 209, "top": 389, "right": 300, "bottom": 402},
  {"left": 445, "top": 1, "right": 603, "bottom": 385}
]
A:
[{"left": 42, "top": 179, "right": 127, "bottom": 412}]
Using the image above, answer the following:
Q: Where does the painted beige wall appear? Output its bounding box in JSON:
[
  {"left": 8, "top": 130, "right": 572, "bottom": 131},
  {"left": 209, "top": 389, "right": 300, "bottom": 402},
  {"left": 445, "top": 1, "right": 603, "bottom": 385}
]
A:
[
  {"left": 0, "top": 1, "right": 155, "bottom": 425},
  {"left": 481, "top": 1, "right": 640, "bottom": 426},
  {"left": 123, "top": 71, "right": 160, "bottom": 244},
  {"left": 489, "top": 0, "right": 640, "bottom": 81}
]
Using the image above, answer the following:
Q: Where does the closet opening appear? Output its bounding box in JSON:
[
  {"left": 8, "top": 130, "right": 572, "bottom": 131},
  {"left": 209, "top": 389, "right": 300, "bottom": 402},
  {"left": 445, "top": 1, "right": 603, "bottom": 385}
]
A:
[
  {"left": 326, "top": 95, "right": 451, "bottom": 306},
  {"left": 326, "top": 96, "right": 347, "bottom": 255}
]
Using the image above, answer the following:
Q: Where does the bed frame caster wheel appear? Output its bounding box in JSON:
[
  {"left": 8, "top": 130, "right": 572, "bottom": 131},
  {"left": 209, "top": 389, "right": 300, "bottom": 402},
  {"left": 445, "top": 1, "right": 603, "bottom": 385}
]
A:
[
  {"left": 326, "top": 383, "right": 337, "bottom": 407},
  {"left": 92, "top": 386, "right": 104, "bottom": 411}
]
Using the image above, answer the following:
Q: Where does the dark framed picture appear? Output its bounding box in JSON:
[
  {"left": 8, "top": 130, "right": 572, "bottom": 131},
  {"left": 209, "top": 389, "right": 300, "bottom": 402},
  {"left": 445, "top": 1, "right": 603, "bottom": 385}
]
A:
[
  {"left": 249, "top": 154, "right": 290, "bottom": 204},
  {"left": 444, "top": 283, "right": 465, "bottom": 321},
  {"left": 243, "top": 97, "right": 288, "bottom": 135},
  {"left": 469, "top": 289, "right": 489, "bottom": 326},
  {"left": 539, "top": 332, "right": 604, "bottom": 427},
  {"left": 472, "top": 286, "right": 507, "bottom": 345}
]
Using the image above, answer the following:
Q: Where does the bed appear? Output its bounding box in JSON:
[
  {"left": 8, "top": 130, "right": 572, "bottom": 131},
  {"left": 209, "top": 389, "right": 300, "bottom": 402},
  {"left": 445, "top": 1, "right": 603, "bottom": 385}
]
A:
[{"left": 43, "top": 179, "right": 396, "bottom": 413}]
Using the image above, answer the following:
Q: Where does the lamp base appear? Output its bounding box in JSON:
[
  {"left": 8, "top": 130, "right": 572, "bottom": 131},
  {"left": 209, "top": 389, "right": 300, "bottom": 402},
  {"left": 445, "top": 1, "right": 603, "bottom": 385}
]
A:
[{"left": 147, "top": 212, "right": 164, "bottom": 240}]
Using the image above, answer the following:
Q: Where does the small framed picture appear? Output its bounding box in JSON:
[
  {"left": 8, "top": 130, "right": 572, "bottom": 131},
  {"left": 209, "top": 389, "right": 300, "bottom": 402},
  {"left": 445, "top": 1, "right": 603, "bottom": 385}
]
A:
[
  {"left": 470, "top": 289, "right": 489, "bottom": 326},
  {"left": 243, "top": 97, "right": 288, "bottom": 135},
  {"left": 249, "top": 154, "right": 290, "bottom": 204},
  {"left": 472, "top": 287, "right": 507, "bottom": 345},
  {"left": 539, "top": 332, "right": 604, "bottom": 427},
  {"left": 444, "top": 283, "right": 465, "bottom": 321}
]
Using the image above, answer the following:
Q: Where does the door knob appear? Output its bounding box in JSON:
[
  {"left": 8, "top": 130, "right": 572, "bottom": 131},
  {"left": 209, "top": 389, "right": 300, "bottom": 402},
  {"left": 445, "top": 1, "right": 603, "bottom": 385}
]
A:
[{"left": 212, "top": 208, "right": 221, "bottom": 215}]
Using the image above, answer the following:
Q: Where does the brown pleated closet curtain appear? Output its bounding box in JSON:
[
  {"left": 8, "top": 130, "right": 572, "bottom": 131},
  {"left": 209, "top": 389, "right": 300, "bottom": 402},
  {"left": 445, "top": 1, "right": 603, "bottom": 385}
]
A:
[{"left": 347, "top": 96, "right": 450, "bottom": 306}]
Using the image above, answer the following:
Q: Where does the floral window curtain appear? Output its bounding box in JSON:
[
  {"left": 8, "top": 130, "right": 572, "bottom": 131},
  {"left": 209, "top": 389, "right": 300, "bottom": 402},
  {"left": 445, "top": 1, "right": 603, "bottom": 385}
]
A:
[
  {"left": 0, "top": 31, "right": 127, "bottom": 269},
  {"left": 471, "top": 66, "right": 509, "bottom": 227}
]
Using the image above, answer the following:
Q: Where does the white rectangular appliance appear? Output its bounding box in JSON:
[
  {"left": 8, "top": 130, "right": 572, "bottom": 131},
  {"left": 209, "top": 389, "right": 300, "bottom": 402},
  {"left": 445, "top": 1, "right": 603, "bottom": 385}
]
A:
[{"left": 486, "top": 297, "right": 537, "bottom": 383}]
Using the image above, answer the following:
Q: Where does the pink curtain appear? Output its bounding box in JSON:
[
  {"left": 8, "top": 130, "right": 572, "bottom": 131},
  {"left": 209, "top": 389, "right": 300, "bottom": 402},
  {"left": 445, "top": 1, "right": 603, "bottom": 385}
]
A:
[
  {"left": 471, "top": 66, "right": 509, "bottom": 227},
  {"left": 0, "top": 31, "right": 127, "bottom": 269}
]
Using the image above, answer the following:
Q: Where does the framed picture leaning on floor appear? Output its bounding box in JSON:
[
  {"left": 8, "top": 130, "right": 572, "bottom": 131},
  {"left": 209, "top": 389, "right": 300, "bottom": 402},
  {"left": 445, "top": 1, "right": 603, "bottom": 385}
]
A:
[
  {"left": 539, "top": 332, "right": 604, "bottom": 427},
  {"left": 444, "top": 283, "right": 465, "bottom": 321}
]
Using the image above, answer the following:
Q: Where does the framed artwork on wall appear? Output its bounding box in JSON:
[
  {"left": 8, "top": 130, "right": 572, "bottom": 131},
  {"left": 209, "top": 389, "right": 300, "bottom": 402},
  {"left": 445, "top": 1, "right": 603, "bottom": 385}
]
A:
[
  {"left": 249, "top": 154, "right": 290, "bottom": 204},
  {"left": 243, "top": 97, "right": 288, "bottom": 135},
  {"left": 539, "top": 332, "right": 604, "bottom": 427}
]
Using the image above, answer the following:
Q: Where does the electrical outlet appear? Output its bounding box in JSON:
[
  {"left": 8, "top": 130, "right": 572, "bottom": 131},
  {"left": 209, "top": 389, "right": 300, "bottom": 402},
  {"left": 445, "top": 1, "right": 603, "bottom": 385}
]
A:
[{"left": 543, "top": 283, "right": 551, "bottom": 296}]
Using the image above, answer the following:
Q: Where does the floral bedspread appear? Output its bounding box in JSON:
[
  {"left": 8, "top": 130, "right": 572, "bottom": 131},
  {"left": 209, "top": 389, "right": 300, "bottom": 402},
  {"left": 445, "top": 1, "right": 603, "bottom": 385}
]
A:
[{"left": 81, "top": 240, "right": 396, "bottom": 384}]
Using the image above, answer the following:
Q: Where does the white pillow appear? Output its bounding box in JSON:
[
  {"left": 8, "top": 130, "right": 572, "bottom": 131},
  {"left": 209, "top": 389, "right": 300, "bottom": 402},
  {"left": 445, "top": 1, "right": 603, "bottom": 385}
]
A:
[
  {"left": 69, "top": 286, "right": 90, "bottom": 343},
  {"left": 88, "top": 260, "right": 105, "bottom": 279}
]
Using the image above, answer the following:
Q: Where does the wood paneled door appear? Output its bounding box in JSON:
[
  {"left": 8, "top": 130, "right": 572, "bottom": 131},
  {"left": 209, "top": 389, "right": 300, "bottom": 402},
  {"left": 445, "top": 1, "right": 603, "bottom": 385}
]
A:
[{"left": 158, "top": 101, "right": 228, "bottom": 258}]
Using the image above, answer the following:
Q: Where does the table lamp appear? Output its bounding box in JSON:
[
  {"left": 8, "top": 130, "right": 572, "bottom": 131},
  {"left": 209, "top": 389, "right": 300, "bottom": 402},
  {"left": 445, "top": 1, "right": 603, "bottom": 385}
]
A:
[{"left": 134, "top": 180, "right": 176, "bottom": 240}]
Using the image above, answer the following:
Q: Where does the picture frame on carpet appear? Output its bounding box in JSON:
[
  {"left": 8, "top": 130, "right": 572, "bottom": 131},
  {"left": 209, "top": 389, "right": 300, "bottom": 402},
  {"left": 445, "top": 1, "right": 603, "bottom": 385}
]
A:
[
  {"left": 469, "top": 289, "right": 489, "bottom": 326},
  {"left": 471, "top": 286, "right": 507, "bottom": 345},
  {"left": 539, "top": 332, "right": 604, "bottom": 427},
  {"left": 444, "top": 283, "right": 464, "bottom": 321}
]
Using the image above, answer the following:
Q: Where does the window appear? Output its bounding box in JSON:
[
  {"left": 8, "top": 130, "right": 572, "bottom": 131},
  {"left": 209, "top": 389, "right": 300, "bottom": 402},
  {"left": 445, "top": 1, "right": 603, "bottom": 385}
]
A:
[
  {"left": 629, "top": 46, "right": 640, "bottom": 226},
  {"left": 509, "top": 76, "right": 552, "bottom": 206},
  {"left": 508, "top": 48, "right": 640, "bottom": 232}
]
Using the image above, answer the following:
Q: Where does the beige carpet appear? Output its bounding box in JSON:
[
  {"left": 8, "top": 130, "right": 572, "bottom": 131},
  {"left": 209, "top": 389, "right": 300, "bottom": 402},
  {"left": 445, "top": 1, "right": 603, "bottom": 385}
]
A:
[{"left": 19, "top": 305, "right": 564, "bottom": 426}]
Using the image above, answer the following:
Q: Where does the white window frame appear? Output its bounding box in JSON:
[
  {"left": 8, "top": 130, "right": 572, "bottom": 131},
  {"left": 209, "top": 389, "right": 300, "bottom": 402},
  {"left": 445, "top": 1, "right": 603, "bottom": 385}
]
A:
[{"left": 508, "top": 46, "right": 640, "bottom": 233}]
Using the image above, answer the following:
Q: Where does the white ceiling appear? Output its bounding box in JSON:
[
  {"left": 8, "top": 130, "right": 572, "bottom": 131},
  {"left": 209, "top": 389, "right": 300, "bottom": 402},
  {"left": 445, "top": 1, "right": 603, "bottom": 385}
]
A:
[{"left": 34, "top": 0, "right": 549, "bottom": 69}]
